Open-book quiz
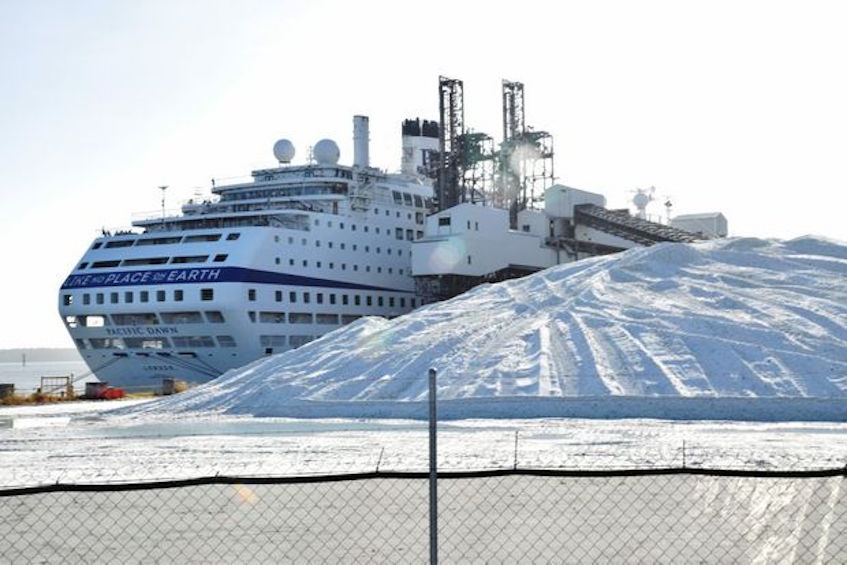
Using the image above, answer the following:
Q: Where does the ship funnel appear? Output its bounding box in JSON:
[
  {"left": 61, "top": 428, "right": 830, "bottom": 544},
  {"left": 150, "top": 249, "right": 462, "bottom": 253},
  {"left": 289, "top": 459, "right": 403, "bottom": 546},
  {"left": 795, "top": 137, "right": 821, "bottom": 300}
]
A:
[
  {"left": 401, "top": 118, "right": 439, "bottom": 176},
  {"left": 353, "top": 115, "right": 369, "bottom": 168}
]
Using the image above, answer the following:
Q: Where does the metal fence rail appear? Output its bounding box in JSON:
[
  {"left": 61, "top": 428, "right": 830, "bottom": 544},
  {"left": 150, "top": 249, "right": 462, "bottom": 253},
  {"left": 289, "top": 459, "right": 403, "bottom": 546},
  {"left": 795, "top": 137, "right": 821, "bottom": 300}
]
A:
[{"left": 2, "top": 468, "right": 845, "bottom": 564}]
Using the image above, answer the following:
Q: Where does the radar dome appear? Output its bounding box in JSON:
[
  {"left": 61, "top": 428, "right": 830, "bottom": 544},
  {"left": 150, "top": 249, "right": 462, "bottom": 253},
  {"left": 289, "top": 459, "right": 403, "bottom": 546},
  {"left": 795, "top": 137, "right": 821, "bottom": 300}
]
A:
[
  {"left": 633, "top": 191, "right": 651, "bottom": 208},
  {"left": 273, "top": 139, "right": 295, "bottom": 163},
  {"left": 313, "top": 139, "right": 340, "bottom": 165}
]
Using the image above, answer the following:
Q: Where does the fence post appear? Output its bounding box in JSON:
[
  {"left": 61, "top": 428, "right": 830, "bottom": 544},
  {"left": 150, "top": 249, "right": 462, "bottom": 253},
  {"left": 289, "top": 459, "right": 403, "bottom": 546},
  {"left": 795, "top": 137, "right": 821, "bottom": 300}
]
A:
[{"left": 429, "top": 368, "right": 438, "bottom": 565}]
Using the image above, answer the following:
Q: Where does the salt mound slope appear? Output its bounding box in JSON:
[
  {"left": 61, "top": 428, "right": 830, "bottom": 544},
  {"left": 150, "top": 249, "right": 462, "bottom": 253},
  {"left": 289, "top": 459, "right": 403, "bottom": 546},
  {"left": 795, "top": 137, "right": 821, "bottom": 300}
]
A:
[{"left": 125, "top": 236, "right": 847, "bottom": 418}]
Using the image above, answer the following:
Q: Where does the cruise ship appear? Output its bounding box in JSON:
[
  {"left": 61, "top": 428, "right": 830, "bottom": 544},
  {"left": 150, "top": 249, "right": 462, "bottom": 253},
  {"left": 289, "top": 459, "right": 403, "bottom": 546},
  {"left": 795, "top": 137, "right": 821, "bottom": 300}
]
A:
[{"left": 59, "top": 116, "right": 439, "bottom": 389}]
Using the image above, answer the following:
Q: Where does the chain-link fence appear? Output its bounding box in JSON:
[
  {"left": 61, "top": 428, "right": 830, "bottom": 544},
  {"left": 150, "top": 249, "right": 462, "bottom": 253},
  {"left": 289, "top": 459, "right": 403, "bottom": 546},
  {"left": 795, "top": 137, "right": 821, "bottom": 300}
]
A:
[{"left": 2, "top": 468, "right": 845, "bottom": 563}]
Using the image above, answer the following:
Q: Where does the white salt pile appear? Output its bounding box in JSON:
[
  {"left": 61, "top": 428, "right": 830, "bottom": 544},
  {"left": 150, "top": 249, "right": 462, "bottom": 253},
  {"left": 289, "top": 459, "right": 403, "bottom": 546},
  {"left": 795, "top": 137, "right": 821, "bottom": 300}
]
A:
[{"left": 121, "top": 236, "right": 847, "bottom": 420}]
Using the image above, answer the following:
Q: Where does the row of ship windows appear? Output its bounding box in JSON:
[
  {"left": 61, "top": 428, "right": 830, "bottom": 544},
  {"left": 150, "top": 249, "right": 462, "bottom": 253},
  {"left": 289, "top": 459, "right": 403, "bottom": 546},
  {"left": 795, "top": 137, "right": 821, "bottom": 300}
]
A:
[
  {"left": 76, "top": 333, "right": 317, "bottom": 351},
  {"left": 239, "top": 179, "right": 431, "bottom": 212},
  {"left": 263, "top": 335, "right": 314, "bottom": 348},
  {"left": 94, "top": 212, "right": 424, "bottom": 247},
  {"left": 391, "top": 191, "right": 429, "bottom": 209},
  {"left": 83, "top": 227, "right": 423, "bottom": 272},
  {"left": 275, "top": 232, "right": 422, "bottom": 250},
  {"left": 160, "top": 217, "right": 287, "bottom": 231},
  {"left": 314, "top": 210, "right": 424, "bottom": 226},
  {"left": 66, "top": 309, "right": 374, "bottom": 329},
  {"left": 228, "top": 181, "right": 350, "bottom": 198},
  {"left": 63, "top": 288, "right": 416, "bottom": 309},
  {"left": 76, "top": 336, "right": 236, "bottom": 350},
  {"left": 79, "top": 254, "right": 228, "bottom": 270},
  {"left": 92, "top": 233, "right": 240, "bottom": 250},
  {"left": 63, "top": 288, "right": 216, "bottom": 306},
  {"left": 250, "top": 312, "right": 353, "bottom": 324},
  {"left": 235, "top": 185, "right": 430, "bottom": 210},
  {"left": 89, "top": 219, "right": 425, "bottom": 263},
  {"left": 250, "top": 289, "right": 417, "bottom": 309},
  {"left": 275, "top": 257, "right": 406, "bottom": 275},
  {"left": 65, "top": 311, "right": 226, "bottom": 328}
]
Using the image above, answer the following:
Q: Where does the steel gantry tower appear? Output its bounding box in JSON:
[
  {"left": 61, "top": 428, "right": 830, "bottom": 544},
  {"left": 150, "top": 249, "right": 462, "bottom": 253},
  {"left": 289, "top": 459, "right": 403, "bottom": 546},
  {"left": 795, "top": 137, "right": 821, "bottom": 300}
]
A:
[
  {"left": 499, "top": 79, "right": 555, "bottom": 227},
  {"left": 437, "top": 76, "right": 464, "bottom": 211},
  {"left": 436, "top": 76, "right": 496, "bottom": 211}
]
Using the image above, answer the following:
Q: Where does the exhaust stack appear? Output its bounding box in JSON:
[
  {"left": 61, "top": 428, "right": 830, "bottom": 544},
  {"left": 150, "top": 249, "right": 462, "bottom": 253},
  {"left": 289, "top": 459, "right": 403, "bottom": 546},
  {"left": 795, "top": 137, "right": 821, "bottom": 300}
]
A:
[{"left": 353, "top": 115, "right": 369, "bottom": 168}]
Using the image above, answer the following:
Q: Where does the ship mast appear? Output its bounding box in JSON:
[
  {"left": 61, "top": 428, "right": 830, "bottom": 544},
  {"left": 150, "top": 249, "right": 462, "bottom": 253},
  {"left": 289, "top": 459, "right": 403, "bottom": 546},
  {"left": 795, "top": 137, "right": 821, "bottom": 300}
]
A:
[{"left": 158, "top": 185, "right": 168, "bottom": 226}]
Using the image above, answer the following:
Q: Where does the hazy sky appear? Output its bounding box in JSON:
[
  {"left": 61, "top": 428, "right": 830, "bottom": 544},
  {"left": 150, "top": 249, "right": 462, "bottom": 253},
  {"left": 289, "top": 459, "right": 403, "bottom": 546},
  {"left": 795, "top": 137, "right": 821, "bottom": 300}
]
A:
[{"left": 1, "top": 0, "right": 845, "bottom": 349}]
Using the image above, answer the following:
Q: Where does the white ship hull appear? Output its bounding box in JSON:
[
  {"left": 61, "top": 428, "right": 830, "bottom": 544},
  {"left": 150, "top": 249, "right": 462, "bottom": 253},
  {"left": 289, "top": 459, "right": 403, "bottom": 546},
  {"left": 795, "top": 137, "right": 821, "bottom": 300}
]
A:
[{"left": 58, "top": 142, "right": 433, "bottom": 390}]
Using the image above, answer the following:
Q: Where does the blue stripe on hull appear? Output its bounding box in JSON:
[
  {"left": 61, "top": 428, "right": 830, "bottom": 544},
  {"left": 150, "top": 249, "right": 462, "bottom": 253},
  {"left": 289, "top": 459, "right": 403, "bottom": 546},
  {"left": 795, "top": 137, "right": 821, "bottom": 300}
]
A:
[{"left": 61, "top": 266, "right": 414, "bottom": 293}]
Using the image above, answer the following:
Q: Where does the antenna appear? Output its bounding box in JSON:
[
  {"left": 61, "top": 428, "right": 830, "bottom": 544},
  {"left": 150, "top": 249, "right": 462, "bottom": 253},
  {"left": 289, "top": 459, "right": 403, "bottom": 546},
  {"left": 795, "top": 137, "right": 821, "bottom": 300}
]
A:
[
  {"left": 158, "top": 185, "right": 168, "bottom": 225},
  {"left": 664, "top": 197, "right": 673, "bottom": 223}
]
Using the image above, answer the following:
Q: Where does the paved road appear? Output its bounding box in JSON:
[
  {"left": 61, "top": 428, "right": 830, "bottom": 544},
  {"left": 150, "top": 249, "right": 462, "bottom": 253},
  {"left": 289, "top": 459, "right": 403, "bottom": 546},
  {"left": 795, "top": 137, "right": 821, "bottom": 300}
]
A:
[{"left": 1, "top": 474, "right": 844, "bottom": 563}]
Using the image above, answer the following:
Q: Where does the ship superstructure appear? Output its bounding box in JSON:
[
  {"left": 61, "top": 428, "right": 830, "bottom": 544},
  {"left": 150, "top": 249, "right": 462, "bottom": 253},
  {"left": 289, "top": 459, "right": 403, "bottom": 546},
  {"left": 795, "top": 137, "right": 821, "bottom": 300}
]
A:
[{"left": 59, "top": 116, "right": 436, "bottom": 389}]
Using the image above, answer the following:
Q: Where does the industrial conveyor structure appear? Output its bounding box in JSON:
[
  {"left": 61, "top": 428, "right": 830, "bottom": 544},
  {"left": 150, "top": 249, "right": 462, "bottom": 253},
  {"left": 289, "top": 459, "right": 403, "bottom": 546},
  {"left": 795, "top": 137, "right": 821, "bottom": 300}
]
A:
[{"left": 573, "top": 204, "right": 699, "bottom": 245}]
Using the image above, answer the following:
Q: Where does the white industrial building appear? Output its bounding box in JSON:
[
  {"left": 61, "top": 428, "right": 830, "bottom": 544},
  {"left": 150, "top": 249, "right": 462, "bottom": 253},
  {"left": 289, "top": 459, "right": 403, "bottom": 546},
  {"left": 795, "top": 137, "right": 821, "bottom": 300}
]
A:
[
  {"left": 412, "top": 185, "right": 724, "bottom": 302},
  {"left": 671, "top": 213, "right": 729, "bottom": 239}
]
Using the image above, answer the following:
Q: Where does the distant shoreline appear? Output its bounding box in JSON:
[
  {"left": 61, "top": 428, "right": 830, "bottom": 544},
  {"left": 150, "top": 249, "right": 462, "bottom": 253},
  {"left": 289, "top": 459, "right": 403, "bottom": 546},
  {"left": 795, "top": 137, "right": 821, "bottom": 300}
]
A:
[{"left": 0, "top": 348, "right": 83, "bottom": 363}]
